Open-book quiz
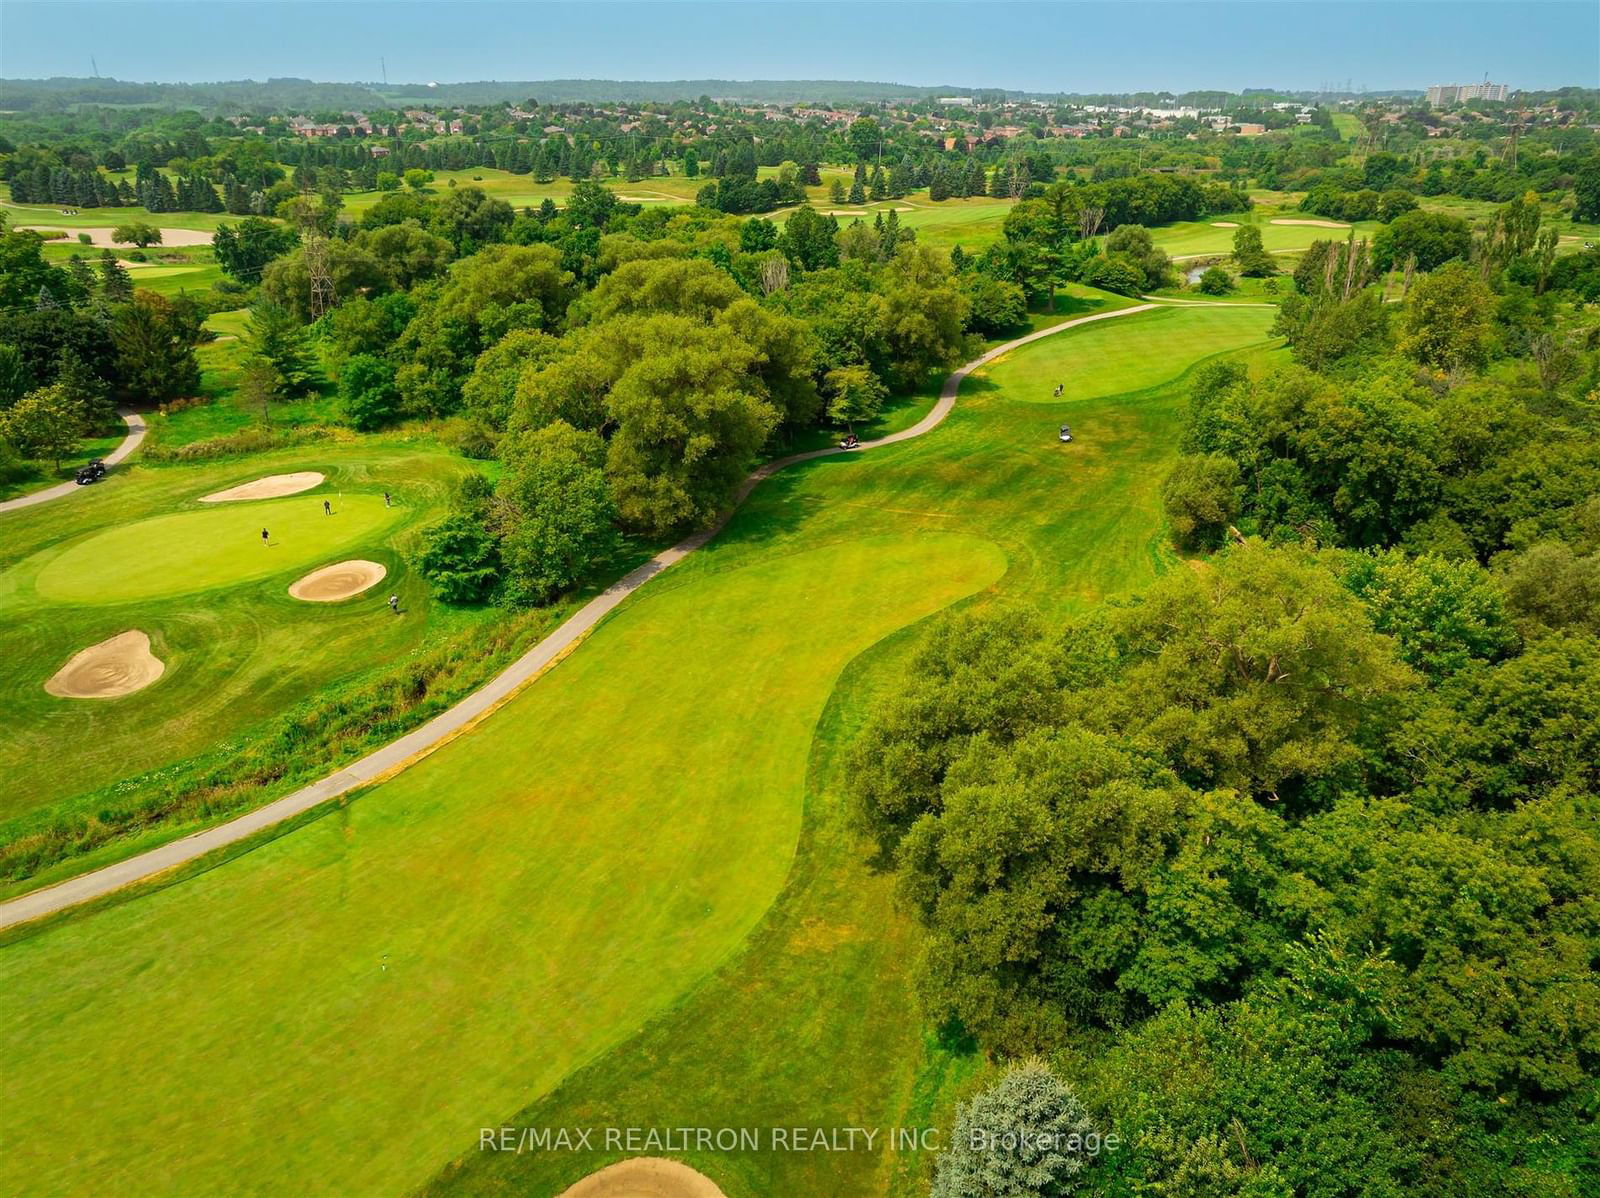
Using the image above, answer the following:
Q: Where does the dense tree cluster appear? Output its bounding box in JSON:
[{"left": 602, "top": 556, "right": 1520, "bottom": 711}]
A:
[
  {"left": 0, "top": 225, "right": 205, "bottom": 478},
  {"left": 854, "top": 541, "right": 1598, "bottom": 1192},
  {"left": 853, "top": 179, "right": 1600, "bottom": 1192}
]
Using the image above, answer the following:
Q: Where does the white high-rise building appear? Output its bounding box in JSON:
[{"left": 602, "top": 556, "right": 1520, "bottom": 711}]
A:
[{"left": 1428, "top": 80, "right": 1508, "bottom": 105}]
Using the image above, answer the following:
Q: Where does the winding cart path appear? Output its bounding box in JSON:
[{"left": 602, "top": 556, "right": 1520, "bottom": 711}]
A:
[{"left": 0, "top": 303, "right": 1156, "bottom": 930}]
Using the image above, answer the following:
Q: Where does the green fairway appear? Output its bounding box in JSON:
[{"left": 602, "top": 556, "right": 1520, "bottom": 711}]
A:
[
  {"left": 419, "top": 299, "right": 1283, "bottom": 1196},
  {"left": 0, "top": 299, "right": 1283, "bottom": 1198},
  {"left": 0, "top": 532, "right": 1004, "bottom": 1197},
  {"left": 990, "top": 303, "right": 1278, "bottom": 403},
  {"left": 28, "top": 492, "right": 400, "bottom": 604}
]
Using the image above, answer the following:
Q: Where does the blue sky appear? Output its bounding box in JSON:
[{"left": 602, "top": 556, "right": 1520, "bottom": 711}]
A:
[{"left": 1, "top": 2, "right": 1594, "bottom": 92}]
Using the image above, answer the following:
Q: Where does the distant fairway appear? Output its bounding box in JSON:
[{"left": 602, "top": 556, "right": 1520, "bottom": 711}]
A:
[
  {"left": 989, "top": 303, "right": 1277, "bottom": 403},
  {"left": 30, "top": 493, "right": 400, "bottom": 604}
]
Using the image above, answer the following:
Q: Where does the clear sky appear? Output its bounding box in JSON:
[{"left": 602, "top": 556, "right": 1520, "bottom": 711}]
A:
[{"left": 0, "top": 1, "right": 1594, "bottom": 93}]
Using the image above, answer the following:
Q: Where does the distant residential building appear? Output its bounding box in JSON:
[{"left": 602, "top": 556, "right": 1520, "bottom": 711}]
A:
[{"left": 1428, "top": 81, "right": 1508, "bottom": 105}]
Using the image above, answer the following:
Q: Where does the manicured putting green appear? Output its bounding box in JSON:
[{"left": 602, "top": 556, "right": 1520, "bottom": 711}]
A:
[
  {"left": 0, "top": 532, "right": 1004, "bottom": 1197},
  {"left": 30, "top": 494, "right": 401, "bottom": 604},
  {"left": 989, "top": 303, "right": 1276, "bottom": 403}
]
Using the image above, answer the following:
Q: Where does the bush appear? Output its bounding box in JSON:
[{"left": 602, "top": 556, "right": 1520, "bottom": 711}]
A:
[
  {"left": 1162, "top": 453, "right": 1241, "bottom": 549},
  {"left": 1087, "top": 255, "right": 1145, "bottom": 296},
  {"left": 932, "top": 1061, "right": 1099, "bottom": 1198},
  {"left": 417, "top": 513, "right": 500, "bottom": 604},
  {"left": 338, "top": 353, "right": 401, "bottom": 431},
  {"left": 1198, "top": 265, "right": 1233, "bottom": 295},
  {"left": 962, "top": 273, "right": 1029, "bottom": 335},
  {"left": 76, "top": 232, "right": 92, "bottom": 245}
]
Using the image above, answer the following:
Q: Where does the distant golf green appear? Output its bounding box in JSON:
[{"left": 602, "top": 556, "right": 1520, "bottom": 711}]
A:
[
  {"left": 0, "top": 448, "right": 480, "bottom": 826},
  {"left": 992, "top": 303, "right": 1277, "bottom": 403},
  {"left": 30, "top": 494, "right": 401, "bottom": 604}
]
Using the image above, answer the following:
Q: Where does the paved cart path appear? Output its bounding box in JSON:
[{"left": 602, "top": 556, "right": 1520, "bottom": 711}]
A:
[
  {"left": 0, "top": 409, "right": 147, "bottom": 515},
  {"left": 0, "top": 304, "right": 1156, "bottom": 930}
]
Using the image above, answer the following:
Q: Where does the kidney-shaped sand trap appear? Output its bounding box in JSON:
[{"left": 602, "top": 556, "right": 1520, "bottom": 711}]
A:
[
  {"left": 557, "top": 1157, "right": 727, "bottom": 1198},
  {"left": 289, "top": 559, "right": 387, "bottom": 602},
  {"left": 199, "top": 471, "right": 325, "bottom": 503},
  {"left": 46, "top": 630, "right": 165, "bottom": 699},
  {"left": 1210, "top": 221, "right": 1240, "bottom": 227}
]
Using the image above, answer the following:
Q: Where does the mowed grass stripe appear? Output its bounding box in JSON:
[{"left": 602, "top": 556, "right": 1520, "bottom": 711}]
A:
[{"left": 0, "top": 532, "right": 1004, "bottom": 1197}]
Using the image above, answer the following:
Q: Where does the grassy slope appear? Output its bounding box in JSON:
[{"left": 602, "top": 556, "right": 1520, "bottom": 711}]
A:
[
  {"left": 420, "top": 300, "right": 1281, "bottom": 1197},
  {"left": 0, "top": 533, "right": 1004, "bottom": 1197},
  {"left": 0, "top": 446, "right": 478, "bottom": 823}
]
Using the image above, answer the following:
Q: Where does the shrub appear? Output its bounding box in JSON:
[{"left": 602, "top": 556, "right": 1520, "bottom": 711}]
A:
[
  {"left": 1198, "top": 265, "right": 1233, "bottom": 295},
  {"left": 338, "top": 353, "right": 400, "bottom": 431},
  {"left": 1087, "top": 255, "right": 1145, "bottom": 296},
  {"left": 1162, "top": 452, "right": 1241, "bottom": 549},
  {"left": 417, "top": 513, "right": 500, "bottom": 604}
]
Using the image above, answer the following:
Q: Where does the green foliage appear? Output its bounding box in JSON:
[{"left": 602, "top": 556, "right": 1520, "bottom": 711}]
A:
[
  {"left": 822, "top": 363, "right": 886, "bottom": 428},
  {"left": 0, "top": 383, "right": 84, "bottom": 467},
  {"left": 1340, "top": 550, "right": 1515, "bottom": 677},
  {"left": 1574, "top": 156, "right": 1600, "bottom": 223},
  {"left": 417, "top": 512, "right": 500, "bottom": 604},
  {"left": 961, "top": 272, "right": 1028, "bottom": 335},
  {"left": 211, "top": 216, "right": 298, "bottom": 283},
  {"left": 110, "top": 292, "right": 202, "bottom": 405},
  {"left": 245, "top": 301, "right": 320, "bottom": 400},
  {"left": 1086, "top": 255, "right": 1145, "bottom": 296},
  {"left": 1401, "top": 263, "right": 1493, "bottom": 372},
  {"left": 779, "top": 205, "right": 840, "bottom": 271},
  {"left": 338, "top": 353, "right": 400, "bottom": 431},
  {"left": 111, "top": 221, "right": 161, "bottom": 248},
  {"left": 932, "top": 1061, "right": 1098, "bottom": 1198},
  {"left": 496, "top": 420, "right": 619, "bottom": 604},
  {"left": 1230, "top": 224, "right": 1275, "bottom": 277},
  {"left": 1372, "top": 209, "right": 1473, "bottom": 272},
  {"left": 1197, "top": 265, "right": 1232, "bottom": 295},
  {"left": 1162, "top": 452, "right": 1240, "bottom": 549}
]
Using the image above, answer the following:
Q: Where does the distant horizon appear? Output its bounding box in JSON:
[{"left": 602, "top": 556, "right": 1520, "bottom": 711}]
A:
[{"left": 0, "top": 2, "right": 1594, "bottom": 94}]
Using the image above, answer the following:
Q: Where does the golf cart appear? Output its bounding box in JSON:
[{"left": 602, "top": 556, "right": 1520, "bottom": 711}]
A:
[
  {"left": 1058, "top": 425, "right": 1073, "bottom": 443},
  {"left": 75, "top": 458, "right": 107, "bottom": 485},
  {"left": 838, "top": 433, "right": 861, "bottom": 450}
]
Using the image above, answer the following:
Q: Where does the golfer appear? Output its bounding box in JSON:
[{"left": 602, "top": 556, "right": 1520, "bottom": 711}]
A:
[
  {"left": 261, "top": 527, "right": 269, "bottom": 545},
  {"left": 388, "top": 594, "right": 399, "bottom": 615},
  {"left": 383, "top": 491, "right": 391, "bottom": 507},
  {"left": 323, "top": 499, "right": 332, "bottom": 516}
]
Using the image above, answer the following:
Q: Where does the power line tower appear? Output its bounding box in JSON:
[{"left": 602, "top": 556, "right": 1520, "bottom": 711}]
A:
[
  {"left": 294, "top": 203, "right": 336, "bottom": 320},
  {"left": 303, "top": 232, "right": 335, "bottom": 321}
]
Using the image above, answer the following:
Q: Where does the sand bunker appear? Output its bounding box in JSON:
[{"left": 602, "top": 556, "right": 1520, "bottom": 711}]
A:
[
  {"left": 1210, "top": 221, "right": 1240, "bottom": 227},
  {"left": 46, "top": 630, "right": 165, "bottom": 700},
  {"left": 1270, "top": 218, "right": 1350, "bottom": 228},
  {"left": 289, "top": 559, "right": 386, "bottom": 602},
  {"left": 558, "top": 1158, "right": 727, "bottom": 1198},
  {"left": 15, "top": 224, "right": 215, "bottom": 248},
  {"left": 199, "top": 472, "right": 325, "bottom": 503}
]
